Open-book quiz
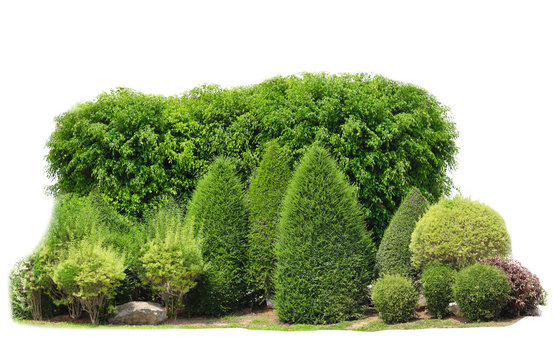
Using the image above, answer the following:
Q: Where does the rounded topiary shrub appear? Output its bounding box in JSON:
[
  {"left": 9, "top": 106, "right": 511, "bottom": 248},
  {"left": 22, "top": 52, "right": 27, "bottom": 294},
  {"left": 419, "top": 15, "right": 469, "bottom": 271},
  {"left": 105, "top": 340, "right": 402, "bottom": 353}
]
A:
[
  {"left": 275, "top": 146, "right": 376, "bottom": 324},
  {"left": 247, "top": 142, "right": 292, "bottom": 305},
  {"left": 482, "top": 257, "right": 545, "bottom": 317},
  {"left": 371, "top": 275, "right": 418, "bottom": 324},
  {"left": 453, "top": 264, "right": 510, "bottom": 322},
  {"left": 420, "top": 263, "right": 456, "bottom": 318},
  {"left": 410, "top": 197, "right": 511, "bottom": 270},
  {"left": 376, "top": 187, "right": 428, "bottom": 278},
  {"left": 185, "top": 157, "right": 248, "bottom": 316}
]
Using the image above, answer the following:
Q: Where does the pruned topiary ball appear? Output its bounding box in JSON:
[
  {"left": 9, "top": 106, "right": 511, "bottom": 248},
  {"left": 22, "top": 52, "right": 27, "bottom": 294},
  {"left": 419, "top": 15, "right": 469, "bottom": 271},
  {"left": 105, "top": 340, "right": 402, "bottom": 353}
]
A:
[{"left": 410, "top": 196, "right": 511, "bottom": 270}]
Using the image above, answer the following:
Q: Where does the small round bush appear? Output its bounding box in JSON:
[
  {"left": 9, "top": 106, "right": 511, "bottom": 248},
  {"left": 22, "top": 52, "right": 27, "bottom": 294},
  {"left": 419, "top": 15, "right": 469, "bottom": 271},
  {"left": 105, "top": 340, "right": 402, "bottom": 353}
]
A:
[
  {"left": 482, "top": 257, "right": 545, "bottom": 317},
  {"left": 420, "top": 263, "right": 456, "bottom": 318},
  {"left": 453, "top": 264, "right": 510, "bottom": 322},
  {"left": 371, "top": 275, "right": 418, "bottom": 324},
  {"left": 410, "top": 196, "right": 511, "bottom": 269}
]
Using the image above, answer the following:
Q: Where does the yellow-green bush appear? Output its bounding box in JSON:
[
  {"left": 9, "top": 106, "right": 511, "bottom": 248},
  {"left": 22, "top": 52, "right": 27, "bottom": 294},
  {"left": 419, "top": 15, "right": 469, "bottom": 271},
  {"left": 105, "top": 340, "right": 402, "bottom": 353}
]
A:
[{"left": 410, "top": 197, "right": 511, "bottom": 269}]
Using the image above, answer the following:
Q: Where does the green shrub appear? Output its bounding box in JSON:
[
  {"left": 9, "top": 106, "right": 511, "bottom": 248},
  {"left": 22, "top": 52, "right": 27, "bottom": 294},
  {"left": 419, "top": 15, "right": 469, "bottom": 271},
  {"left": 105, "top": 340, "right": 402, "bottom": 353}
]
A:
[
  {"left": 185, "top": 157, "right": 248, "bottom": 316},
  {"left": 275, "top": 146, "right": 376, "bottom": 324},
  {"left": 376, "top": 188, "right": 428, "bottom": 278},
  {"left": 46, "top": 73, "right": 458, "bottom": 243},
  {"left": 53, "top": 240, "right": 126, "bottom": 324},
  {"left": 453, "top": 264, "right": 510, "bottom": 322},
  {"left": 9, "top": 258, "right": 33, "bottom": 320},
  {"left": 371, "top": 275, "right": 418, "bottom": 324},
  {"left": 247, "top": 142, "right": 292, "bottom": 305},
  {"left": 420, "top": 263, "right": 456, "bottom": 318},
  {"left": 140, "top": 203, "right": 203, "bottom": 318},
  {"left": 410, "top": 197, "right": 511, "bottom": 269}
]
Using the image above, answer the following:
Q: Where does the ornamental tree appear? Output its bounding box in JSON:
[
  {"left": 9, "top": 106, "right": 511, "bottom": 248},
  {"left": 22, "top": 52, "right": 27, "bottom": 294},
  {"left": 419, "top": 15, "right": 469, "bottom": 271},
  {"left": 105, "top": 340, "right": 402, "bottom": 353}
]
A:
[
  {"left": 275, "top": 146, "right": 376, "bottom": 324},
  {"left": 247, "top": 142, "right": 291, "bottom": 305},
  {"left": 185, "top": 157, "right": 248, "bottom": 316}
]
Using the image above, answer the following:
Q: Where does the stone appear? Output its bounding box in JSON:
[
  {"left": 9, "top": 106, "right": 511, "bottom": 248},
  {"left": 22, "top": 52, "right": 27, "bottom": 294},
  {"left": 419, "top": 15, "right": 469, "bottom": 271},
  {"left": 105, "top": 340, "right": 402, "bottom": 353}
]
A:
[
  {"left": 415, "top": 293, "right": 427, "bottom": 311},
  {"left": 109, "top": 301, "right": 167, "bottom": 325},
  {"left": 448, "top": 302, "right": 463, "bottom": 317}
]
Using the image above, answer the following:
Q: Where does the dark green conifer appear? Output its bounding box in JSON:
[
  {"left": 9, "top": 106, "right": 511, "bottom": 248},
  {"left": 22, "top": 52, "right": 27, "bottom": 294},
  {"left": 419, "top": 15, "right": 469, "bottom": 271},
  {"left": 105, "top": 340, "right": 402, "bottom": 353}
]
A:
[
  {"left": 186, "top": 157, "right": 248, "bottom": 316},
  {"left": 275, "top": 146, "right": 376, "bottom": 324},
  {"left": 247, "top": 142, "right": 291, "bottom": 305},
  {"left": 375, "top": 188, "right": 428, "bottom": 278}
]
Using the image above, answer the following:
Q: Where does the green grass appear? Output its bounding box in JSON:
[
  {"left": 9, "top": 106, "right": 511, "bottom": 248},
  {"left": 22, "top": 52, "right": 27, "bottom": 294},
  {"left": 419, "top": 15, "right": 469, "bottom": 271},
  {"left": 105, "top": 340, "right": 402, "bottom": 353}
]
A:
[{"left": 17, "top": 315, "right": 518, "bottom": 332}]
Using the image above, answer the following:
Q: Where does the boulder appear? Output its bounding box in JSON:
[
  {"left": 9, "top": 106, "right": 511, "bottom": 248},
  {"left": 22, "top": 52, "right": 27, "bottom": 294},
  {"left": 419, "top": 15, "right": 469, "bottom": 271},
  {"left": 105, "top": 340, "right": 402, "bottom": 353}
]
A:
[
  {"left": 109, "top": 301, "right": 167, "bottom": 325},
  {"left": 448, "top": 302, "right": 463, "bottom": 317},
  {"left": 415, "top": 293, "right": 427, "bottom": 311}
]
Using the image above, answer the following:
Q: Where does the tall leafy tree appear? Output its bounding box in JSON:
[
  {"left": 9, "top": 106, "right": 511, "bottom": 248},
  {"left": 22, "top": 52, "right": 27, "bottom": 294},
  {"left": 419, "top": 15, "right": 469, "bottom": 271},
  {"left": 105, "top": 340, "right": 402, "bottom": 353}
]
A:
[{"left": 275, "top": 146, "right": 376, "bottom": 324}]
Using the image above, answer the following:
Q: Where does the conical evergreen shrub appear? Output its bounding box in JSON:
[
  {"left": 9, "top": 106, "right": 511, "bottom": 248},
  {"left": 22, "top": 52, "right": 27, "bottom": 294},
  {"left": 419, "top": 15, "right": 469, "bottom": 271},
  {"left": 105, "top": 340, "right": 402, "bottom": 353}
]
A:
[
  {"left": 185, "top": 157, "right": 248, "bottom": 316},
  {"left": 275, "top": 146, "right": 376, "bottom": 324},
  {"left": 375, "top": 188, "right": 428, "bottom": 278},
  {"left": 247, "top": 142, "right": 291, "bottom": 305}
]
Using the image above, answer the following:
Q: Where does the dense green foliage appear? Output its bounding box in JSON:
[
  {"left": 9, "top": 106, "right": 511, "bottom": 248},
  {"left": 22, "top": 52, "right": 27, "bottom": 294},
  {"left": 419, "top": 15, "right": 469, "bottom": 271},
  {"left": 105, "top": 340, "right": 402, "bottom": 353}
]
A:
[
  {"left": 482, "top": 257, "right": 545, "bottom": 317},
  {"left": 140, "top": 203, "right": 204, "bottom": 318},
  {"left": 53, "top": 240, "right": 126, "bottom": 324},
  {"left": 275, "top": 146, "right": 376, "bottom": 324},
  {"left": 247, "top": 142, "right": 292, "bottom": 304},
  {"left": 371, "top": 275, "right": 418, "bottom": 324},
  {"left": 9, "top": 258, "right": 33, "bottom": 320},
  {"left": 410, "top": 197, "right": 511, "bottom": 269},
  {"left": 420, "top": 263, "right": 456, "bottom": 318},
  {"left": 453, "top": 264, "right": 510, "bottom": 322},
  {"left": 46, "top": 73, "right": 458, "bottom": 242},
  {"left": 185, "top": 157, "right": 249, "bottom": 316},
  {"left": 376, "top": 187, "right": 428, "bottom": 278}
]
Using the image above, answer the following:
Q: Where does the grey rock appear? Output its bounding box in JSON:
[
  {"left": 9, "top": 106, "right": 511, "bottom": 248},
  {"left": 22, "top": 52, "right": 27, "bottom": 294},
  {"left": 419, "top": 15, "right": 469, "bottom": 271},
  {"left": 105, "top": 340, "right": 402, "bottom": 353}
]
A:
[
  {"left": 448, "top": 302, "right": 463, "bottom": 317},
  {"left": 416, "top": 293, "right": 427, "bottom": 311},
  {"left": 109, "top": 301, "right": 167, "bottom": 325}
]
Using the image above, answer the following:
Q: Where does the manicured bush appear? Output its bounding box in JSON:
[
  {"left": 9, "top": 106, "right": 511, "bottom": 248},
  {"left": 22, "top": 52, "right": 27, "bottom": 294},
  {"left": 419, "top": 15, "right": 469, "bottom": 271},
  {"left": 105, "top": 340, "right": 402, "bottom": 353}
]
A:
[
  {"left": 53, "top": 240, "right": 126, "bottom": 324},
  {"left": 453, "top": 264, "right": 510, "bottom": 322},
  {"left": 247, "top": 142, "right": 291, "bottom": 304},
  {"left": 376, "top": 187, "right": 428, "bottom": 278},
  {"left": 420, "top": 263, "right": 456, "bottom": 318},
  {"left": 410, "top": 197, "right": 511, "bottom": 270},
  {"left": 482, "top": 257, "right": 545, "bottom": 317},
  {"left": 185, "top": 157, "right": 248, "bottom": 316},
  {"left": 371, "top": 275, "right": 418, "bottom": 324},
  {"left": 275, "top": 146, "right": 376, "bottom": 324},
  {"left": 140, "top": 203, "right": 203, "bottom": 318},
  {"left": 46, "top": 73, "right": 459, "bottom": 244}
]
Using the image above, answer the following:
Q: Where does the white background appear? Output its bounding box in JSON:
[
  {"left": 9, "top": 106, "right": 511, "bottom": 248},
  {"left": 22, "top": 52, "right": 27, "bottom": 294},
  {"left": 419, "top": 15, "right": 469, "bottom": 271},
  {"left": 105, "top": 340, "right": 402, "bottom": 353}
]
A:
[{"left": 1, "top": 0, "right": 551, "bottom": 358}]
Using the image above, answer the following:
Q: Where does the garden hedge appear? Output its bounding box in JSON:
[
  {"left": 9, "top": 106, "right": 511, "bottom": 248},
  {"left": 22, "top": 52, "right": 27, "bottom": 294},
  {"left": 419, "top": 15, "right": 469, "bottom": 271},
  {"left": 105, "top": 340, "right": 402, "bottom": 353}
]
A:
[
  {"left": 185, "top": 157, "right": 249, "bottom": 316},
  {"left": 371, "top": 274, "right": 418, "bottom": 324},
  {"left": 46, "top": 73, "right": 458, "bottom": 243},
  {"left": 410, "top": 196, "right": 511, "bottom": 269},
  {"left": 274, "top": 146, "right": 376, "bottom": 324},
  {"left": 375, "top": 187, "right": 428, "bottom": 278}
]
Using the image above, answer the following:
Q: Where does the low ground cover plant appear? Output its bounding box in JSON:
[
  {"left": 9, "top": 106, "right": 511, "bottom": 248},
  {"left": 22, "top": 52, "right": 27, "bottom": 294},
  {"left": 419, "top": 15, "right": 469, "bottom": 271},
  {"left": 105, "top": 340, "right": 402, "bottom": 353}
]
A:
[
  {"left": 453, "top": 264, "right": 510, "bottom": 322},
  {"left": 420, "top": 263, "right": 456, "bottom": 318},
  {"left": 371, "top": 275, "right": 418, "bottom": 324},
  {"left": 482, "top": 257, "right": 545, "bottom": 317},
  {"left": 410, "top": 197, "right": 511, "bottom": 270}
]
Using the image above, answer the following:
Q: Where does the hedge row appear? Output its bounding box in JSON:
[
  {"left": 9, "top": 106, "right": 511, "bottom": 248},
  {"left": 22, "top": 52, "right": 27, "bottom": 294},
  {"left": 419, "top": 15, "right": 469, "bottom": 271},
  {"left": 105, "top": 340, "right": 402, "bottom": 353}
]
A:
[{"left": 46, "top": 73, "right": 459, "bottom": 244}]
